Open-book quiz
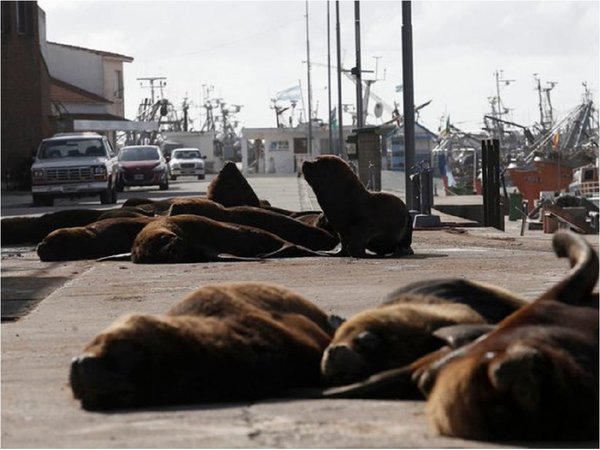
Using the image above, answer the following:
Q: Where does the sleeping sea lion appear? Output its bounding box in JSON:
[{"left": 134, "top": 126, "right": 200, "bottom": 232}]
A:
[
  {"left": 418, "top": 231, "right": 599, "bottom": 441},
  {"left": 319, "top": 231, "right": 599, "bottom": 441},
  {"left": 320, "top": 278, "right": 527, "bottom": 386},
  {"left": 69, "top": 282, "right": 336, "bottom": 410},
  {"left": 207, "top": 161, "right": 261, "bottom": 207},
  {"left": 131, "top": 214, "right": 327, "bottom": 263},
  {"left": 168, "top": 198, "right": 338, "bottom": 251},
  {"left": 302, "top": 155, "right": 412, "bottom": 257},
  {"left": 36, "top": 216, "right": 154, "bottom": 261},
  {"left": 121, "top": 197, "right": 196, "bottom": 215},
  {"left": 1, "top": 207, "right": 152, "bottom": 245}
]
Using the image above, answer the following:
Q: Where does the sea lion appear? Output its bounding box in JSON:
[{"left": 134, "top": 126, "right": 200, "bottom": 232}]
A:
[
  {"left": 131, "top": 214, "right": 327, "bottom": 263},
  {"left": 207, "top": 161, "right": 261, "bottom": 207},
  {"left": 320, "top": 278, "right": 527, "bottom": 386},
  {"left": 418, "top": 231, "right": 599, "bottom": 441},
  {"left": 36, "top": 216, "right": 154, "bottom": 261},
  {"left": 69, "top": 282, "right": 336, "bottom": 410},
  {"left": 121, "top": 197, "right": 195, "bottom": 215},
  {"left": 168, "top": 198, "right": 338, "bottom": 251},
  {"left": 302, "top": 155, "right": 412, "bottom": 257},
  {"left": 1, "top": 207, "right": 152, "bottom": 245}
]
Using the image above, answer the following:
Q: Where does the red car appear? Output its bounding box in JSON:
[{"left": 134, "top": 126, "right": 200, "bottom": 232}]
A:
[{"left": 116, "top": 145, "right": 169, "bottom": 191}]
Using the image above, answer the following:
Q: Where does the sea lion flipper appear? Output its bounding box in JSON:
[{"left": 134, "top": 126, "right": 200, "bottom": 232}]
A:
[
  {"left": 432, "top": 324, "right": 495, "bottom": 349},
  {"left": 320, "top": 365, "right": 420, "bottom": 399},
  {"left": 96, "top": 253, "right": 132, "bottom": 262}
]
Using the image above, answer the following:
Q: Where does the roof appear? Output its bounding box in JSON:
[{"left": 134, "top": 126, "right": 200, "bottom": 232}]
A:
[
  {"left": 47, "top": 41, "right": 134, "bottom": 62},
  {"left": 50, "top": 77, "right": 112, "bottom": 104},
  {"left": 67, "top": 113, "right": 129, "bottom": 121}
]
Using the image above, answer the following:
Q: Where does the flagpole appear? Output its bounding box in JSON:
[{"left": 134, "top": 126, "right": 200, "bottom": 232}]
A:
[
  {"left": 327, "top": 0, "right": 333, "bottom": 154},
  {"left": 305, "top": 0, "right": 313, "bottom": 157},
  {"left": 335, "top": 0, "right": 345, "bottom": 159}
]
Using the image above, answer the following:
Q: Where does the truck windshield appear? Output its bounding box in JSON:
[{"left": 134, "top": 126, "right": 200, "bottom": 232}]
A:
[
  {"left": 173, "top": 151, "right": 201, "bottom": 159},
  {"left": 38, "top": 139, "right": 105, "bottom": 159}
]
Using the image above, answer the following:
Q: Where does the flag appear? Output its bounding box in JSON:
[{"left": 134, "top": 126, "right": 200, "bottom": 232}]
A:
[
  {"left": 395, "top": 84, "right": 403, "bottom": 93},
  {"left": 330, "top": 107, "right": 337, "bottom": 128},
  {"left": 552, "top": 131, "right": 560, "bottom": 150},
  {"left": 275, "top": 85, "right": 302, "bottom": 102}
]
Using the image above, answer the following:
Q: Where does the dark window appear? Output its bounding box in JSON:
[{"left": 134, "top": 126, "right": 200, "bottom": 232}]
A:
[
  {"left": 16, "top": 1, "right": 30, "bottom": 36},
  {"left": 293, "top": 138, "right": 307, "bottom": 154},
  {"left": 1, "top": 2, "right": 11, "bottom": 35},
  {"left": 114, "top": 70, "right": 123, "bottom": 99}
]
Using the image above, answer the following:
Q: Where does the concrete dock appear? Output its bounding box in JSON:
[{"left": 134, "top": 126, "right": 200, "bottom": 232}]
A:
[{"left": 1, "top": 174, "right": 597, "bottom": 448}]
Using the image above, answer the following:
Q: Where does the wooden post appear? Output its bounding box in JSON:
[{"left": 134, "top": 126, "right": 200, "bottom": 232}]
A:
[{"left": 482, "top": 139, "right": 504, "bottom": 230}]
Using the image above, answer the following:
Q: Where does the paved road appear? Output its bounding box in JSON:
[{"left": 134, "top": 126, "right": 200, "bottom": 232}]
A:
[{"left": 1, "top": 174, "right": 596, "bottom": 448}]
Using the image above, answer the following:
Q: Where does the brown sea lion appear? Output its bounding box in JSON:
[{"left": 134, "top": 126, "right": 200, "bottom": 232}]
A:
[
  {"left": 36, "top": 216, "right": 154, "bottom": 261},
  {"left": 207, "top": 161, "right": 261, "bottom": 207},
  {"left": 302, "top": 155, "right": 413, "bottom": 257},
  {"left": 69, "top": 282, "right": 336, "bottom": 410},
  {"left": 320, "top": 231, "right": 599, "bottom": 441},
  {"left": 1, "top": 207, "right": 152, "bottom": 245},
  {"left": 131, "top": 214, "right": 327, "bottom": 263},
  {"left": 320, "top": 278, "right": 527, "bottom": 386},
  {"left": 418, "top": 231, "right": 599, "bottom": 441},
  {"left": 121, "top": 197, "right": 197, "bottom": 215},
  {"left": 168, "top": 198, "right": 338, "bottom": 251}
]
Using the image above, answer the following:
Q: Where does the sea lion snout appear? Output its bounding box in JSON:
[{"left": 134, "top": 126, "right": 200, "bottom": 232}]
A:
[
  {"left": 70, "top": 352, "right": 137, "bottom": 410},
  {"left": 321, "top": 344, "right": 370, "bottom": 384}
]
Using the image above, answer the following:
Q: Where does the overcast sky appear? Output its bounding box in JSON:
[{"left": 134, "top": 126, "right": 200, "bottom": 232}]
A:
[{"left": 38, "top": 0, "right": 599, "bottom": 134}]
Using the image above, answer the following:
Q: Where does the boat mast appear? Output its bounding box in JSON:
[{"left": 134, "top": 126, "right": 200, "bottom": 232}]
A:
[{"left": 305, "top": 0, "right": 313, "bottom": 157}]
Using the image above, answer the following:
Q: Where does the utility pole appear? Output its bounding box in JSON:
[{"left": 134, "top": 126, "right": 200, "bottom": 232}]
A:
[
  {"left": 305, "top": 0, "right": 313, "bottom": 157},
  {"left": 335, "top": 0, "right": 345, "bottom": 158},
  {"left": 402, "top": 1, "right": 415, "bottom": 210},
  {"left": 137, "top": 77, "right": 167, "bottom": 104},
  {"left": 327, "top": 0, "right": 333, "bottom": 154},
  {"left": 353, "top": 1, "right": 363, "bottom": 128},
  {"left": 493, "top": 69, "right": 515, "bottom": 148}
]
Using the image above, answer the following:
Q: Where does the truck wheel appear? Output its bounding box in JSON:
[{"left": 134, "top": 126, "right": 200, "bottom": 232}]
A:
[
  {"left": 170, "top": 175, "right": 177, "bottom": 181},
  {"left": 197, "top": 175, "right": 205, "bottom": 180},
  {"left": 32, "top": 195, "right": 53, "bottom": 207},
  {"left": 100, "top": 183, "right": 116, "bottom": 204}
]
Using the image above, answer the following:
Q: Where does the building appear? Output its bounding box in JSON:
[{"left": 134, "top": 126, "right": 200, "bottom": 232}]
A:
[
  {"left": 1, "top": 2, "right": 133, "bottom": 189},
  {"left": 241, "top": 123, "right": 354, "bottom": 175},
  {"left": 1, "top": 1, "right": 52, "bottom": 188},
  {"left": 385, "top": 122, "right": 438, "bottom": 171},
  {"left": 43, "top": 41, "right": 133, "bottom": 143}
]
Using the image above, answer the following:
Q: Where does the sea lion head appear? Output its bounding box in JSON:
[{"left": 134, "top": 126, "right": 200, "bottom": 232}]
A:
[
  {"left": 131, "top": 229, "right": 188, "bottom": 263},
  {"left": 321, "top": 305, "right": 446, "bottom": 385},
  {"left": 302, "top": 156, "right": 352, "bottom": 185},
  {"left": 37, "top": 227, "right": 96, "bottom": 261},
  {"left": 70, "top": 314, "right": 204, "bottom": 410},
  {"left": 424, "top": 342, "right": 558, "bottom": 440}
]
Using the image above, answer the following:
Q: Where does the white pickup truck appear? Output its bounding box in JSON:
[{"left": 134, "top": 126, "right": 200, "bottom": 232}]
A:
[{"left": 30, "top": 132, "right": 119, "bottom": 207}]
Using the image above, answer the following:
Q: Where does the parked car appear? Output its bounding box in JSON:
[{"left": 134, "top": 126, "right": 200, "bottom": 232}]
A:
[
  {"left": 116, "top": 145, "right": 169, "bottom": 191},
  {"left": 168, "top": 148, "right": 206, "bottom": 180},
  {"left": 30, "top": 132, "right": 119, "bottom": 207}
]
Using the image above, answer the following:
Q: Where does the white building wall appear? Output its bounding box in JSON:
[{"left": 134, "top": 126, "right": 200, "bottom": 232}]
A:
[
  {"left": 162, "top": 131, "right": 222, "bottom": 173},
  {"left": 46, "top": 44, "right": 104, "bottom": 97},
  {"left": 38, "top": 8, "right": 48, "bottom": 63},
  {"left": 264, "top": 137, "right": 293, "bottom": 173},
  {"left": 103, "top": 58, "right": 125, "bottom": 118}
]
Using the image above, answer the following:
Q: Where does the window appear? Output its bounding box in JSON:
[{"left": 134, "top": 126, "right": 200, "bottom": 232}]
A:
[
  {"left": 269, "top": 141, "right": 289, "bottom": 152},
  {"left": 15, "top": 1, "right": 30, "bottom": 36},
  {"left": 1, "top": 2, "right": 11, "bottom": 35},
  {"left": 114, "top": 70, "right": 123, "bottom": 99}
]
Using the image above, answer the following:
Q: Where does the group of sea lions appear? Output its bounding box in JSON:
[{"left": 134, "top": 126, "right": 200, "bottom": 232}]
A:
[
  {"left": 2, "top": 156, "right": 597, "bottom": 442},
  {"left": 70, "top": 229, "right": 598, "bottom": 443},
  {"left": 2, "top": 156, "right": 412, "bottom": 262}
]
